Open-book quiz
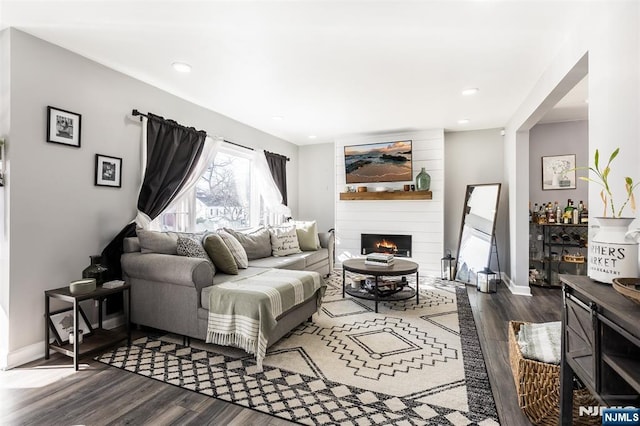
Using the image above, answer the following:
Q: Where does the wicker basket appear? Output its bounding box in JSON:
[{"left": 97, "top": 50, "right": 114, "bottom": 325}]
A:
[{"left": 508, "top": 321, "right": 599, "bottom": 425}]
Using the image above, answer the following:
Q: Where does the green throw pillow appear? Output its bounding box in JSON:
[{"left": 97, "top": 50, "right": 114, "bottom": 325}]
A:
[{"left": 203, "top": 233, "right": 239, "bottom": 275}]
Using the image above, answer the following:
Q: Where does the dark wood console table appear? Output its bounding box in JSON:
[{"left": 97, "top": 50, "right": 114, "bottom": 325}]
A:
[{"left": 560, "top": 275, "right": 640, "bottom": 424}]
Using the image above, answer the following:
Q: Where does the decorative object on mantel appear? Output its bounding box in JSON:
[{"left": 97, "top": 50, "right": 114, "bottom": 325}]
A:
[
  {"left": 46, "top": 106, "right": 82, "bottom": 148},
  {"left": 577, "top": 148, "right": 640, "bottom": 283},
  {"left": 612, "top": 278, "right": 640, "bottom": 304},
  {"left": 82, "top": 255, "right": 108, "bottom": 286},
  {"left": 356, "top": 186, "right": 367, "bottom": 192},
  {"left": 415, "top": 167, "right": 431, "bottom": 191}
]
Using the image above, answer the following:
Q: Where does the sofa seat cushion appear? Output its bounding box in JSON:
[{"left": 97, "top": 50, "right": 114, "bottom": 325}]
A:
[
  {"left": 248, "top": 255, "right": 306, "bottom": 270},
  {"left": 300, "top": 247, "right": 329, "bottom": 266}
]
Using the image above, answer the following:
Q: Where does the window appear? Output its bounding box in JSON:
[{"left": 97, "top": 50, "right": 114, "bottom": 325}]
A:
[{"left": 155, "top": 145, "right": 261, "bottom": 232}]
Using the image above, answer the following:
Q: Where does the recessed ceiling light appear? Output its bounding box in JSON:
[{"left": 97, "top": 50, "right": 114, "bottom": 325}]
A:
[
  {"left": 462, "top": 88, "right": 479, "bottom": 96},
  {"left": 272, "top": 115, "right": 284, "bottom": 121},
  {"left": 308, "top": 135, "right": 317, "bottom": 139},
  {"left": 458, "top": 119, "right": 470, "bottom": 124},
  {"left": 172, "top": 62, "right": 192, "bottom": 73}
]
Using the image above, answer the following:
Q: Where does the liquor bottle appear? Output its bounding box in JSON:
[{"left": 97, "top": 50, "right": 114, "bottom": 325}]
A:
[
  {"left": 577, "top": 200, "right": 584, "bottom": 223},
  {"left": 580, "top": 204, "right": 589, "bottom": 224},
  {"left": 555, "top": 202, "right": 562, "bottom": 225},
  {"left": 564, "top": 199, "right": 574, "bottom": 224},
  {"left": 548, "top": 206, "right": 556, "bottom": 224},
  {"left": 539, "top": 204, "right": 546, "bottom": 224},
  {"left": 532, "top": 203, "right": 539, "bottom": 224}
]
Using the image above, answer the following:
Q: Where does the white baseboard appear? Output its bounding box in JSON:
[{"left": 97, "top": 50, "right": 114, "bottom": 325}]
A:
[
  {"left": 3, "top": 313, "right": 127, "bottom": 370},
  {"left": 5, "top": 341, "right": 44, "bottom": 370},
  {"left": 504, "top": 273, "right": 532, "bottom": 296}
]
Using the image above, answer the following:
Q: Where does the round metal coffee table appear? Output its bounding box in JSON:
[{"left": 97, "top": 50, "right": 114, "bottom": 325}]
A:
[{"left": 342, "top": 258, "right": 419, "bottom": 312}]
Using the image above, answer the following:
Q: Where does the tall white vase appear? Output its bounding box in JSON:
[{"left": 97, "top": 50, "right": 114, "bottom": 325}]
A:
[{"left": 589, "top": 217, "right": 640, "bottom": 284}]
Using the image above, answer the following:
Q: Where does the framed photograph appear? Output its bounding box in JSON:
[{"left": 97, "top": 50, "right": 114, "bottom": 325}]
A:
[
  {"left": 47, "top": 106, "right": 81, "bottom": 147},
  {"left": 95, "top": 154, "right": 122, "bottom": 188},
  {"left": 542, "top": 154, "right": 576, "bottom": 190},
  {"left": 48, "top": 307, "right": 93, "bottom": 345}
]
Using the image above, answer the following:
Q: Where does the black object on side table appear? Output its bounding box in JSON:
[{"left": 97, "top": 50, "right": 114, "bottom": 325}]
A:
[
  {"left": 560, "top": 274, "right": 640, "bottom": 424},
  {"left": 44, "top": 283, "right": 131, "bottom": 370}
]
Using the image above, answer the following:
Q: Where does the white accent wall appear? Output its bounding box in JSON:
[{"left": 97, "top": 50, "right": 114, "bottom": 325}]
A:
[{"left": 334, "top": 130, "right": 444, "bottom": 275}]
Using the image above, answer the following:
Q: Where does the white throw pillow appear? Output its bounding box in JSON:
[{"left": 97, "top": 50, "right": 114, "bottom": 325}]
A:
[
  {"left": 294, "top": 220, "right": 321, "bottom": 251},
  {"left": 269, "top": 225, "right": 302, "bottom": 257}
]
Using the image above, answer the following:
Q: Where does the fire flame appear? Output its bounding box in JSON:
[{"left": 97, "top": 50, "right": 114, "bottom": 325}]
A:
[{"left": 375, "top": 239, "right": 398, "bottom": 252}]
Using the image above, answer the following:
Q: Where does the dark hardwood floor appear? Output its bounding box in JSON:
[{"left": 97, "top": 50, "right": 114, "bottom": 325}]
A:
[{"left": 1, "top": 282, "right": 562, "bottom": 425}]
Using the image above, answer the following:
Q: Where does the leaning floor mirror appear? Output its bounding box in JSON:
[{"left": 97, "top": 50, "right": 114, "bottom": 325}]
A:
[{"left": 454, "top": 183, "right": 501, "bottom": 284}]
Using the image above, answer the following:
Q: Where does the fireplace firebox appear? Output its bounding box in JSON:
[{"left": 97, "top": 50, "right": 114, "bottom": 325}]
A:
[{"left": 361, "top": 233, "right": 412, "bottom": 257}]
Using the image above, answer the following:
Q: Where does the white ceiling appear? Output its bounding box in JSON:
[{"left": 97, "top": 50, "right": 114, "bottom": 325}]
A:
[{"left": 1, "top": 0, "right": 589, "bottom": 145}]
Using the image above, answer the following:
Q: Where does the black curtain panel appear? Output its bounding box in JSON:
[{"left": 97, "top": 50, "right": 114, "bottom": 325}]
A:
[
  {"left": 138, "top": 112, "right": 207, "bottom": 218},
  {"left": 100, "top": 113, "right": 207, "bottom": 281},
  {"left": 264, "top": 150, "right": 288, "bottom": 206}
]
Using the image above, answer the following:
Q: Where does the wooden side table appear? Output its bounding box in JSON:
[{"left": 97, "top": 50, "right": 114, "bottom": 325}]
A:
[{"left": 44, "top": 283, "right": 131, "bottom": 370}]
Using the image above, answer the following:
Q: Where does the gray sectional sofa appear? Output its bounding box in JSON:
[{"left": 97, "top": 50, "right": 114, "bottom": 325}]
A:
[{"left": 121, "top": 229, "right": 334, "bottom": 347}]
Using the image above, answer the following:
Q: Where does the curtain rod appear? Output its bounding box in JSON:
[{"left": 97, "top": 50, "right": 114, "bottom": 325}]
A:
[{"left": 132, "top": 109, "right": 289, "bottom": 161}]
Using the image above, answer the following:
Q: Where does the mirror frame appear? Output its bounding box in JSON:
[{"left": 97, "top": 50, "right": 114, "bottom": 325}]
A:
[{"left": 454, "top": 183, "right": 501, "bottom": 284}]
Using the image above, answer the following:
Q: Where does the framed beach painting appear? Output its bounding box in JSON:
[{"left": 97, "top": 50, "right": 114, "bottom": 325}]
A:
[
  {"left": 542, "top": 154, "right": 576, "bottom": 190},
  {"left": 344, "top": 140, "right": 413, "bottom": 184}
]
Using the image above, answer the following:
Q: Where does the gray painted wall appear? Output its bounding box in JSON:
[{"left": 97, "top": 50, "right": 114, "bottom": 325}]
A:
[
  {"left": 444, "top": 128, "right": 509, "bottom": 278},
  {"left": 297, "top": 143, "right": 334, "bottom": 233},
  {"left": 3, "top": 29, "right": 300, "bottom": 364},
  {"left": 529, "top": 121, "right": 588, "bottom": 210}
]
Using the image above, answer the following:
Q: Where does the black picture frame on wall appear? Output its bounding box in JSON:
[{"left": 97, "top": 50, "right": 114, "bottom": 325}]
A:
[
  {"left": 95, "top": 154, "right": 122, "bottom": 188},
  {"left": 47, "top": 106, "right": 81, "bottom": 148},
  {"left": 541, "top": 154, "right": 576, "bottom": 190}
]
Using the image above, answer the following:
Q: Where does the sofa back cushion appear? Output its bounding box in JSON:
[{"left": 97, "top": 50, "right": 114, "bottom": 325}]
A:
[
  {"left": 223, "top": 227, "right": 272, "bottom": 260},
  {"left": 137, "top": 230, "right": 205, "bottom": 255},
  {"left": 203, "top": 233, "right": 239, "bottom": 274},
  {"left": 137, "top": 229, "right": 179, "bottom": 254}
]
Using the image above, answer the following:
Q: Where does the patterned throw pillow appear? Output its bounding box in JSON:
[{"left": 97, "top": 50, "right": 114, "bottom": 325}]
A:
[
  {"left": 203, "top": 233, "right": 239, "bottom": 275},
  {"left": 268, "top": 225, "right": 302, "bottom": 257},
  {"left": 217, "top": 230, "right": 249, "bottom": 269},
  {"left": 176, "top": 236, "right": 210, "bottom": 262}
]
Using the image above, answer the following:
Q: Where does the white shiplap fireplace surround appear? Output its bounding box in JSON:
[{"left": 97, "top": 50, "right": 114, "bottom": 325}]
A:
[{"left": 335, "top": 130, "right": 444, "bottom": 276}]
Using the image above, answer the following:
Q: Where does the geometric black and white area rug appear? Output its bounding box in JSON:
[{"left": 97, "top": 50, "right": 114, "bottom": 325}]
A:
[{"left": 96, "top": 273, "right": 499, "bottom": 425}]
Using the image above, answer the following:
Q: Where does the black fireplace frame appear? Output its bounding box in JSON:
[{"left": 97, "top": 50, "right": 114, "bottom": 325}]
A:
[{"left": 361, "top": 233, "right": 412, "bottom": 257}]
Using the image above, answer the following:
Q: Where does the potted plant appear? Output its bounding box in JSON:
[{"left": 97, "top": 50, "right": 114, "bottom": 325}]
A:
[
  {"left": 579, "top": 148, "right": 640, "bottom": 283},
  {"left": 580, "top": 148, "right": 638, "bottom": 217}
]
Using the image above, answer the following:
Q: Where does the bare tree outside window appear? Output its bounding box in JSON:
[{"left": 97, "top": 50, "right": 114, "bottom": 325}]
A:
[{"left": 194, "top": 152, "right": 251, "bottom": 231}]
